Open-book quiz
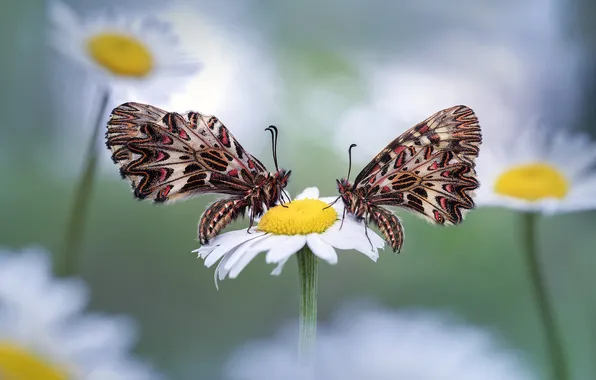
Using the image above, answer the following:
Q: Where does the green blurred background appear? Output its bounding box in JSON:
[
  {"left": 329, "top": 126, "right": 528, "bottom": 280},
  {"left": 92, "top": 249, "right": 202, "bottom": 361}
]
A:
[{"left": 2, "top": 1, "right": 596, "bottom": 379}]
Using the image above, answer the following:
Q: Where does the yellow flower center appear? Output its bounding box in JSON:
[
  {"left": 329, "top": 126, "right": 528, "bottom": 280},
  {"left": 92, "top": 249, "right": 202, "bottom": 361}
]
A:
[
  {"left": 0, "top": 342, "right": 68, "bottom": 380},
  {"left": 494, "top": 163, "right": 569, "bottom": 201},
  {"left": 86, "top": 33, "right": 154, "bottom": 77},
  {"left": 258, "top": 199, "right": 337, "bottom": 235}
]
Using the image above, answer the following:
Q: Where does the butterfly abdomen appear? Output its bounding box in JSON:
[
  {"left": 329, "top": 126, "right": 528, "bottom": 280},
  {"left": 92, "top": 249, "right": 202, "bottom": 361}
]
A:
[
  {"left": 198, "top": 198, "right": 248, "bottom": 244},
  {"left": 369, "top": 207, "right": 404, "bottom": 253}
]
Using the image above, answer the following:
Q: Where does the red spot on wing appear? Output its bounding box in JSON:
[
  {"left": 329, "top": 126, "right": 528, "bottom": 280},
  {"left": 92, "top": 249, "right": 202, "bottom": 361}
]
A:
[
  {"left": 161, "top": 135, "right": 173, "bottom": 145},
  {"left": 228, "top": 169, "right": 239, "bottom": 177},
  {"left": 156, "top": 151, "right": 165, "bottom": 161},
  {"left": 381, "top": 186, "right": 391, "bottom": 193},
  {"left": 417, "top": 124, "right": 429, "bottom": 133},
  {"left": 441, "top": 170, "right": 452, "bottom": 178},
  {"left": 433, "top": 210, "right": 444, "bottom": 223},
  {"left": 162, "top": 185, "right": 172, "bottom": 197},
  {"left": 444, "top": 184, "right": 454, "bottom": 193},
  {"left": 438, "top": 197, "right": 448, "bottom": 210},
  {"left": 248, "top": 160, "right": 255, "bottom": 169},
  {"left": 393, "top": 146, "right": 406, "bottom": 154},
  {"left": 159, "top": 168, "right": 168, "bottom": 182},
  {"left": 429, "top": 162, "right": 439, "bottom": 170},
  {"left": 179, "top": 129, "right": 189, "bottom": 140},
  {"left": 395, "top": 152, "right": 405, "bottom": 167},
  {"left": 221, "top": 129, "right": 230, "bottom": 146}
]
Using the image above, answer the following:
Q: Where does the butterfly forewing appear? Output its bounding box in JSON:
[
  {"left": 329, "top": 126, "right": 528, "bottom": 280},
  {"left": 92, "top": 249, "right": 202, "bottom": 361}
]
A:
[
  {"left": 106, "top": 102, "right": 267, "bottom": 203},
  {"left": 106, "top": 102, "right": 290, "bottom": 245},
  {"left": 339, "top": 105, "right": 482, "bottom": 252},
  {"left": 354, "top": 105, "right": 481, "bottom": 225}
]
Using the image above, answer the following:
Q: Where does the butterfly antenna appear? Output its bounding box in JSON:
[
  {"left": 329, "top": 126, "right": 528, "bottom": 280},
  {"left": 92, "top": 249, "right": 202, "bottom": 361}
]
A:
[
  {"left": 347, "top": 143, "right": 357, "bottom": 180},
  {"left": 265, "top": 125, "right": 280, "bottom": 171}
]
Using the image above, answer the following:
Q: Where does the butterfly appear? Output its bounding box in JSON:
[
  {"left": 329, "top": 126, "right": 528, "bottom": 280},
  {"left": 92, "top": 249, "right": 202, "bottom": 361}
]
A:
[
  {"left": 334, "top": 105, "right": 482, "bottom": 253},
  {"left": 105, "top": 102, "right": 291, "bottom": 245}
]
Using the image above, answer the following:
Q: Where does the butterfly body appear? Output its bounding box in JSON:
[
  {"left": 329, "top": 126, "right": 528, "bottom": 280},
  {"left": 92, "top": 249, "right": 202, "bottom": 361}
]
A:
[
  {"left": 336, "top": 105, "right": 482, "bottom": 252},
  {"left": 106, "top": 102, "right": 290, "bottom": 245}
]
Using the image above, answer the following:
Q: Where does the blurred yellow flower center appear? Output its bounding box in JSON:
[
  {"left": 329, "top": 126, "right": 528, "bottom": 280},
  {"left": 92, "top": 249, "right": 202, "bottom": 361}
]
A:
[
  {"left": 494, "top": 163, "right": 569, "bottom": 201},
  {"left": 258, "top": 199, "right": 337, "bottom": 235},
  {"left": 0, "top": 342, "right": 67, "bottom": 380},
  {"left": 87, "top": 33, "right": 153, "bottom": 77}
]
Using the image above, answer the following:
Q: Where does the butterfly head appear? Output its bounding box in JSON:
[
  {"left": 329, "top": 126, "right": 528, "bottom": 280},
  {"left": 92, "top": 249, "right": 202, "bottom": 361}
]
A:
[
  {"left": 260, "top": 169, "right": 292, "bottom": 207},
  {"left": 335, "top": 143, "right": 359, "bottom": 210},
  {"left": 274, "top": 169, "right": 291, "bottom": 189},
  {"left": 336, "top": 178, "right": 356, "bottom": 209}
]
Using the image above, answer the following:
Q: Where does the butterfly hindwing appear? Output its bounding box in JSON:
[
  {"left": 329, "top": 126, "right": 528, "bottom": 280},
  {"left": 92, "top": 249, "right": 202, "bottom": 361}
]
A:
[
  {"left": 354, "top": 105, "right": 481, "bottom": 225},
  {"left": 106, "top": 102, "right": 292, "bottom": 245},
  {"left": 106, "top": 102, "right": 266, "bottom": 203},
  {"left": 337, "top": 105, "right": 482, "bottom": 252}
]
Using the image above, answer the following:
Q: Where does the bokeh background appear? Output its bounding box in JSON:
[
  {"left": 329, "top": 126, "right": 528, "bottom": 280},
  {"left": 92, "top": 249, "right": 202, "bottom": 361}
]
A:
[{"left": 2, "top": 0, "right": 596, "bottom": 379}]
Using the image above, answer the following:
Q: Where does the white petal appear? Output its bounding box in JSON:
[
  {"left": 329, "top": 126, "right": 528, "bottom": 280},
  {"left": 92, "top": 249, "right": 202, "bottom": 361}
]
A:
[
  {"left": 48, "top": 1, "right": 81, "bottom": 32},
  {"left": 228, "top": 250, "right": 264, "bottom": 279},
  {"left": 213, "top": 250, "right": 236, "bottom": 289},
  {"left": 295, "top": 187, "right": 320, "bottom": 200},
  {"left": 228, "top": 235, "right": 297, "bottom": 278},
  {"left": 0, "top": 247, "right": 163, "bottom": 379},
  {"left": 223, "top": 234, "right": 270, "bottom": 271},
  {"left": 270, "top": 257, "right": 291, "bottom": 276},
  {"left": 203, "top": 230, "right": 265, "bottom": 268},
  {"left": 306, "top": 234, "right": 338, "bottom": 264},
  {"left": 320, "top": 218, "right": 383, "bottom": 260},
  {"left": 265, "top": 236, "right": 307, "bottom": 263}
]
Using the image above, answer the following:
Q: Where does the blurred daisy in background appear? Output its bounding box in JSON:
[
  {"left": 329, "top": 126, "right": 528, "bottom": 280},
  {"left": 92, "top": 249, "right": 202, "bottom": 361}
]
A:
[
  {"left": 48, "top": 0, "right": 201, "bottom": 103},
  {"left": 474, "top": 123, "right": 596, "bottom": 380},
  {"left": 225, "top": 304, "right": 536, "bottom": 380},
  {"left": 47, "top": 1, "right": 204, "bottom": 276},
  {"left": 194, "top": 187, "right": 384, "bottom": 287},
  {"left": 0, "top": 246, "right": 162, "bottom": 379},
  {"left": 49, "top": 1, "right": 279, "bottom": 171},
  {"left": 476, "top": 125, "right": 596, "bottom": 214}
]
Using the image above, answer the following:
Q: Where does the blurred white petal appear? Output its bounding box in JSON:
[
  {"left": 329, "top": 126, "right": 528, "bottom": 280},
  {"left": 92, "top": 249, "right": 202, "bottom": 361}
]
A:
[
  {"left": 226, "top": 305, "right": 537, "bottom": 380},
  {"left": 0, "top": 247, "right": 163, "bottom": 380}
]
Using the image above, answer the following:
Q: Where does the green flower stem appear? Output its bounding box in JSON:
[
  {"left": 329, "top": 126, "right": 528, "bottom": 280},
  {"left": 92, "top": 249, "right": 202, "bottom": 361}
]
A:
[
  {"left": 521, "top": 212, "right": 568, "bottom": 380},
  {"left": 57, "top": 90, "right": 110, "bottom": 277},
  {"left": 297, "top": 245, "right": 318, "bottom": 366}
]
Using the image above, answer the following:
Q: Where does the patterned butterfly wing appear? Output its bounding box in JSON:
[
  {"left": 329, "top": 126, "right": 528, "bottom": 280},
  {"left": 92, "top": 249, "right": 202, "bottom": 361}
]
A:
[
  {"left": 355, "top": 105, "right": 482, "bottom": 226},
  {"left": 106, "top": 102, "right": 269, "bottom": 203}
]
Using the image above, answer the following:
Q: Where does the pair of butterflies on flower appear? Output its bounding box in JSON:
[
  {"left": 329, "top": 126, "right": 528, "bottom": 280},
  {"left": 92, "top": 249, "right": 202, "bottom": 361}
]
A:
[{"left": 106, "top": 102, "right": 482, "bottom": 253}]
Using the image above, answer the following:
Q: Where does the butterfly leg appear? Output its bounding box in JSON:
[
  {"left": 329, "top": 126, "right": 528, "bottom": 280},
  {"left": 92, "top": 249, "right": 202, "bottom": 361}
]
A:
[
  {"left": 339, "top": 207, "right": 347, "bottom": 230},
  {"left": 247, "top": 211, "right": 255, "bottom": 234},
  {"left": 363, "top": 218, "right": 374, "bottom": 252},
  {"left": 279, "top": 190, "right": 291, "bottom": 208}
]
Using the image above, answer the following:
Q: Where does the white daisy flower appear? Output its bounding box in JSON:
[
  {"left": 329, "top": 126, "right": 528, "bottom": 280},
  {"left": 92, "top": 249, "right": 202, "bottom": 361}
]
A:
[
  {"left": 193, "top": 187, "right": 385, "bottom": 287},
  {"left": 476, "top": 125, "right": 596, "bottom": 214},
  {"left": 225, "top": 305, "right": 537, "bottom": 380},
  {"left": 48, "top": 1, "right": 200, "bottom": 101},
  {"left": 0, "top": 246, "right": 163, "bottom": 380}
]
